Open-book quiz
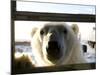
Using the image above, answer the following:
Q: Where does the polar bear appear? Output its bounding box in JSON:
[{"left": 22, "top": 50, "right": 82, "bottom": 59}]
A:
[{"left": 31, "top": 22, "right": 86, "bottom": 67}]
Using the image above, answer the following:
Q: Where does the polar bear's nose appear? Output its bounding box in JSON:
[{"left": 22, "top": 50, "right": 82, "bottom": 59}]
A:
[{"left": 46, "top": 41, "right": 61, "bottom": 62}]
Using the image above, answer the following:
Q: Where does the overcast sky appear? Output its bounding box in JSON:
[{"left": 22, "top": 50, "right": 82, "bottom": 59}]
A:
[{"left": 15, "top": 21, "right": 95, "bottom": 41}]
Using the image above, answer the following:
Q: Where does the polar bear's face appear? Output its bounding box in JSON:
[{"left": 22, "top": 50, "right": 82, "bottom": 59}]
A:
[
  {"left": 36, "top": 22, "right": 76, "bottom": 64},
  {"left": 31, "top": 22, "right": 78, "bottom": 65}
]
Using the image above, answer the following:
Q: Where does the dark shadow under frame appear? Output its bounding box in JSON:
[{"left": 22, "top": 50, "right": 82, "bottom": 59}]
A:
[{"left": 11, "top": 0, "right": 96, "bottom": 74}]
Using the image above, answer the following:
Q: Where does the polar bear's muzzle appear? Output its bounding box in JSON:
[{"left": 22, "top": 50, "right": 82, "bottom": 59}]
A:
[{"left": 46, "top": 41, "right": 62, "bottom": 63}]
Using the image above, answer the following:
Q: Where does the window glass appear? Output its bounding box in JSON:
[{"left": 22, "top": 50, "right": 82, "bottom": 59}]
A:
[
  {"left": 17, "top": 1, "right": 95, "bottom": 14},
  {"left": 15, "top": 21, "right": 96, "bottom": 63}
]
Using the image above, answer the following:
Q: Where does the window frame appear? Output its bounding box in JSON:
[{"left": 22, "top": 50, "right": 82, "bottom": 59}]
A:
[{"left": 11, "top": 1, "right": 96, "bottom": 74}]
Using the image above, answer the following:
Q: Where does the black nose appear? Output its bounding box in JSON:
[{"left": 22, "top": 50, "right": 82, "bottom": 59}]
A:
[{"left": 46, "top": 41, "right": 61, "bottom": 61}]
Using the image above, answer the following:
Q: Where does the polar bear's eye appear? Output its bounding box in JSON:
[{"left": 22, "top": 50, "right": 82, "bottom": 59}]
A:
[
  {"left": 63, "top": 29, "right": 67, "bottom": 34},
  {"left": 40, "top": 30, "right": 44, "bottom": 35}
]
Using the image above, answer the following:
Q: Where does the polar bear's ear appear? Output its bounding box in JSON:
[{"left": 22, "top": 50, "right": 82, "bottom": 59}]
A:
[
  {"left": 71, "top": 24, "right": 79, "bottom": 35},
  {"left": 31, "top": 28, "right": 37, "bottom": 37}
]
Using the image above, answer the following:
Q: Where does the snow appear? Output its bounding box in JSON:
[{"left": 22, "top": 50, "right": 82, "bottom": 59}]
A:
[
  {"left": 83, "top": 44, "right": 96, "bottom": 63},
  {"left": 81, "top": 40, "right": 96, "bottom": 63},
  {"left": 15, "top": 41, "right": 96, "bottom": 63}
]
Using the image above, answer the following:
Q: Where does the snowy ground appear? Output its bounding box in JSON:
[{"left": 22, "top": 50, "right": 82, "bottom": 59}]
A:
[
  {"left": 82, "top": 44, "right": 96, "bottom": 63},
  {"left": 15, "top": 42, "right": 96, "bottom": 63},
  {"left": 81, "top": 40, "right": 96, "bottom": 63}
]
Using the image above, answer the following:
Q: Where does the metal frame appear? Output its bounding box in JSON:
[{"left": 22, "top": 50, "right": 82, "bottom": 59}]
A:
[
  {"left": 14, "top": 11, "right": 95, "bottom": 22},
  {"left": 11, "top": 0, "right": 96, "bottom": 74}
]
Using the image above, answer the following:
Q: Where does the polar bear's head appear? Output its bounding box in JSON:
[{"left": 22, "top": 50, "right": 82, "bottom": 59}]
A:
[{"left": 31, "top": 22, "right": 80, "bottom": 66}]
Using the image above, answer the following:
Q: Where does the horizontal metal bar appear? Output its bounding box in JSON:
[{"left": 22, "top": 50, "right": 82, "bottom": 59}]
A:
[
  {"left": 12, "top": 63, "right": 95, "bottom": 74},
  {"left": 13, "top": 11, "right": 95, "bottom": 22}
]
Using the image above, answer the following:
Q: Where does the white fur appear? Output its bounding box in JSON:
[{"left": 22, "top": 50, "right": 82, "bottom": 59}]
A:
[{"left": 31, "top": 22, "right": 86, "bottom": 67}]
